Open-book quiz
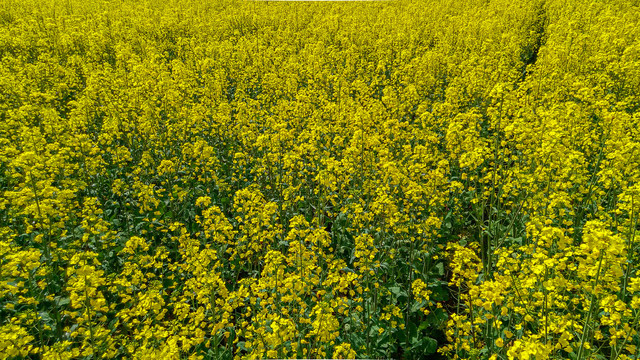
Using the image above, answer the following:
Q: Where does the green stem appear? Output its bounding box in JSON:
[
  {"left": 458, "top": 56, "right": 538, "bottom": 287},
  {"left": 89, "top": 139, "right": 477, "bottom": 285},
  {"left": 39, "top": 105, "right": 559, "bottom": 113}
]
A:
[
  {"left": 621, "top": 193, "right": 636, "bottom": 299},
  {"left": 610, "top": 309, "right": 640, "bottom": 360},
  {"left": 576, "top": 248, "right": 605, "bottom": 360},
  {"left": 84, "top": 270, "right": 97, "bottom": 356}
]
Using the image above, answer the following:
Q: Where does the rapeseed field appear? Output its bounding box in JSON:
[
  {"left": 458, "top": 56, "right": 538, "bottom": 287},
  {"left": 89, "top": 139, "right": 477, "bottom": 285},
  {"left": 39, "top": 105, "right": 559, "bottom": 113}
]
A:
[{"left": 1, "top": 0, "right": 639, "bottom": 358}]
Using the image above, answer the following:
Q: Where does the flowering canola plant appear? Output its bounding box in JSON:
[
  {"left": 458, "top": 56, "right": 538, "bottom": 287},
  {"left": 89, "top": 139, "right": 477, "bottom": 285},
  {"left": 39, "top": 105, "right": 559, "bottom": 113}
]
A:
[{"left": 0, "top": 0, "right": 639, "bottom": 359}]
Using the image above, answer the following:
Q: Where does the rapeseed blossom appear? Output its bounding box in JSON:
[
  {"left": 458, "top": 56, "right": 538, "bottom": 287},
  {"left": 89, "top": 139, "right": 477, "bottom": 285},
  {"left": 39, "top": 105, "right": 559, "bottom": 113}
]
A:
[{"left": 0, "top": 0, "right": 638, "bottom": 358}]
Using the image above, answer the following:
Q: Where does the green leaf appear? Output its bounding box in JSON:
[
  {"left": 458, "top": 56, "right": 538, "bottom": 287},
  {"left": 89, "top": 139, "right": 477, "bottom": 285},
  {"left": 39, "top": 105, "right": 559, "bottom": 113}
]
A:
[
  {"left": 237, "top": 341, "right": 248, "bottom": 351},
  {"left": 410, "top": 300, "right": 426, "bottom": 313},
  {"left": 56, "top": 297, "right": 70, "bottom": 307},
  {"left": 420, "top": 337, "right": 438, "bottom": 355},
  {"left": 38, "top": 311, "right": 53, "bottom": 325},
  {"left": 389, "top": 286, "right": 408, "bottom": 300}
]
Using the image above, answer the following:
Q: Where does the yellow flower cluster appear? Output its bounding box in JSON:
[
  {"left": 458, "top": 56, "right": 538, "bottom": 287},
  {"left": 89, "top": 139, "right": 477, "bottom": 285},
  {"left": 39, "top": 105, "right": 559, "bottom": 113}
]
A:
[
  {"left": 0, "top": 0, "right": 638, "bottom": 358},
  {"left": 439, "top": 0, "right": 640, "bottom": 358}
]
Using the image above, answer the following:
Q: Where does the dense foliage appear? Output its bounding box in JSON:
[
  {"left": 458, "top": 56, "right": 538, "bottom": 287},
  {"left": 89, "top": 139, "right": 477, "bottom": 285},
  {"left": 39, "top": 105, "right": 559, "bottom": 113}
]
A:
[{"left": 1, "top": 0, "right": 639, "bottom": 358}]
